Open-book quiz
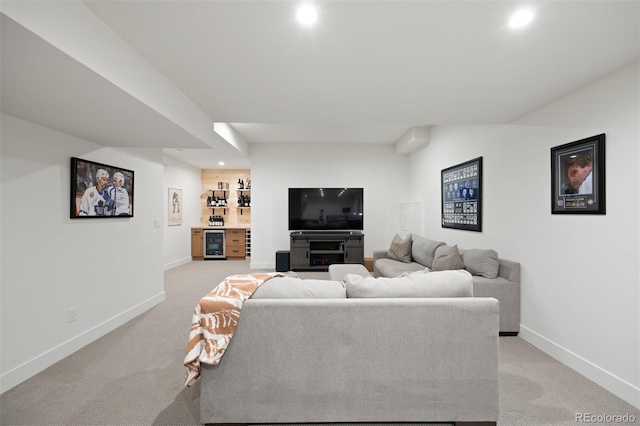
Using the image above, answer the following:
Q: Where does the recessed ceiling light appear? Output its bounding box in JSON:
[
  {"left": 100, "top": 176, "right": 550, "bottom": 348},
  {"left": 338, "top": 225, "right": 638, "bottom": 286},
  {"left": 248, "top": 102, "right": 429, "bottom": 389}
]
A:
[
  {"left": 509, "top": 9, "right": 534, "bottom": 29},
  {"left": 218, "top": 161, "right": 225, "bottom": 166},
  {"left": 297, "top": 4, "right": 318, "bottom": 26}
]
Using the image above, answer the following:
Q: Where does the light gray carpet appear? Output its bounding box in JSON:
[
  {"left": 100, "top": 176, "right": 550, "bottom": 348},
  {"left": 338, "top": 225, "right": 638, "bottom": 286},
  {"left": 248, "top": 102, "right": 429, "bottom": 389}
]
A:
[{"left": 1, "top": 260, "right": 638, "bottom": 425}]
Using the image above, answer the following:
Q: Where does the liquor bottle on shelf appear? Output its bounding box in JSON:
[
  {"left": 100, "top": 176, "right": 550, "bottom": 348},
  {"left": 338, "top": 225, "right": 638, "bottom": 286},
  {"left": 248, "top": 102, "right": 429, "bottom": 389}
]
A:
[
  {"left": 209, "top": 215, "right": 224, "bottom": 226},
  {"left": 247, "top": 179, "right": 251, "bottom": 189}
]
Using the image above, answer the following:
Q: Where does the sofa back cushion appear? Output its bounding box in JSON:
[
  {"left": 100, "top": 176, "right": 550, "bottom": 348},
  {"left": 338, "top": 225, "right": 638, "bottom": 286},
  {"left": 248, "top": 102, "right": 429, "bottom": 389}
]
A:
[
  {"left": 411, "top": 235, "right": 445, "bottom": 268},
  {"left": 252, "top": 277, "right": 346, "bottom": 299},
  {"left": 374, "top": 259, "right": 426, "bottom": 279},
  {"left": 344, "top": 269, "right": 473, "bottom": 298},
  {"left": 434, "top": 244, "right": 454, "bottom": 259}
]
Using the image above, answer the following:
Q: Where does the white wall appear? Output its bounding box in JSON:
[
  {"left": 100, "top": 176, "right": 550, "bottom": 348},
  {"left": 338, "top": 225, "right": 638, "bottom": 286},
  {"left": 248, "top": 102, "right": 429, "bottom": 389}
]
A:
[
  {"left": 0, "top": 114, "right": 165, "bottom": 393},
  {"left": 162, "top": 154, "right": 202, "bottom": 270},
  {"left": 408, "top": 63, "right": 640, "bottom": 408},
  {"left": 248, "top": 143, "right": 411, "bottom": 269}
]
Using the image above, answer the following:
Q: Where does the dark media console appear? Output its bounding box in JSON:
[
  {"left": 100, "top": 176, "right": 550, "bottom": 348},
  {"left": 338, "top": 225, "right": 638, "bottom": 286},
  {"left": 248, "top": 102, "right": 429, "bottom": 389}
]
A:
[{"left": 290, "top": 231, "right": 364, "bottom": 271}]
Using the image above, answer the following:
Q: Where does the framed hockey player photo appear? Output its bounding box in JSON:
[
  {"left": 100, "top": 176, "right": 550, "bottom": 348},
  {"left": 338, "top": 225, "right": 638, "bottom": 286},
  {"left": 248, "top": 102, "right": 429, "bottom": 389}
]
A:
[
  {"left": 551, "top": 134, "right": 605, "bottom": 215},
  {"left": 70, "top": 157, "right": 134, "bottom": 218},
  {"left": 441, "top": 157, "right": 482, "bottom": 232}
]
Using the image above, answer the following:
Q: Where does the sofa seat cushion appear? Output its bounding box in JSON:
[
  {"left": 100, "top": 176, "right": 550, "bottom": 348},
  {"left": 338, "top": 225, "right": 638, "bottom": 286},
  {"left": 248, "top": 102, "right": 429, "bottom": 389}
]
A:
[
  {"left": 375, "top": 258, "right": 425, "bottom": 278},
  {"left": 344, "top": 269, "right": 473, "bottom": 298},
  {"left": 328, "top": 264, "right": 372, "bottom": 281},
  {"left": 252, "top": 277, "right": 346, "bottom": 299}
]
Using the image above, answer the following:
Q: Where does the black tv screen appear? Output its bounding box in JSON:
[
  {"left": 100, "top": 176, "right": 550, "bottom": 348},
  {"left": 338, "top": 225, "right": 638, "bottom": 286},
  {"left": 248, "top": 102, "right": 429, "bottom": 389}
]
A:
[{"left": 288, "top": 188, "right": 364, "bottom": 231}]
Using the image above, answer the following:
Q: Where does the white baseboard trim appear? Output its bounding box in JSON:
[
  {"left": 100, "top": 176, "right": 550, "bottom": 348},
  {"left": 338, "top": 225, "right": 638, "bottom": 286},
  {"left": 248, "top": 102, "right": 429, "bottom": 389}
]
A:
[
  {"left": 0, "top": 292, "right": 165, "bottom": 394},
  {"left": 519, "top": 325, "right": 640, "bottom": 409},
  {"left": 164, "top": 256, "right": 192, "bottom": 271},
  {"left": 250, "top": 261, "right": 274, "bottom": 270}
]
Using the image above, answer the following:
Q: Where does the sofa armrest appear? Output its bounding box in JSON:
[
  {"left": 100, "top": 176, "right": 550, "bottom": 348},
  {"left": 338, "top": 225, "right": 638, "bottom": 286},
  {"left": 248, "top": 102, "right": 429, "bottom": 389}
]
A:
[
  {"left": 498, "top": 258, "right": 521, "bottom": 283},
  {"left": 373, "top": 250, "right": 389, "bottom": 277},
  {"left": 373, "top": 249, "right": 388, "bottom": 263}
]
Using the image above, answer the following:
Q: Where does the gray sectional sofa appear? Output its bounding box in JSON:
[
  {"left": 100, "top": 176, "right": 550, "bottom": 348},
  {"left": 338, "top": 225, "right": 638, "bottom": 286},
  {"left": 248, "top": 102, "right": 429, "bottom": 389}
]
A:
[
  {"left": 374, "top": 234, "right": 521, "bottom": 335},
  {"left": 200, "top": 275, "right": 499, "bottom": 425}
]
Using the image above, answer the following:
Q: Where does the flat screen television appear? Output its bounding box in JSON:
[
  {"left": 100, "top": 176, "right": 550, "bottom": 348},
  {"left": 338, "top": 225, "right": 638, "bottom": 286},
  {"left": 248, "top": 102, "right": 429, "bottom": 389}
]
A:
[{"left": 288, "top": 188, "right": 363, "bottom": 231}]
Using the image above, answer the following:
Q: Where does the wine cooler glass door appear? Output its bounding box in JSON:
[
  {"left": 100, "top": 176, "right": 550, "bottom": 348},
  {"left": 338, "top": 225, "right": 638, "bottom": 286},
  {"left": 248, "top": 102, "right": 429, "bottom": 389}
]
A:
[{"left": 204, "top": 230, "right": 226, "bottom": 259}]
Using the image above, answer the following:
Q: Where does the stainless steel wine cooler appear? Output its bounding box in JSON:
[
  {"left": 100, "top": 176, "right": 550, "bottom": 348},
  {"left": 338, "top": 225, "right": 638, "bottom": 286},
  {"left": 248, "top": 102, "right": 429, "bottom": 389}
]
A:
[{"left": 203, "top": 229, "right": 226, "bottom": 259}]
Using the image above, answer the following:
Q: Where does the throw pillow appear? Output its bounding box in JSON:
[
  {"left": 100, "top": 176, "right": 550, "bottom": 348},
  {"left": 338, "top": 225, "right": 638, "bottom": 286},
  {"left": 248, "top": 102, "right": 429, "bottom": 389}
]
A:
[
  {"left": 386, "top": 233, "right": 412, "bottom": 263},
  {"left": 343, "top": 270, "right": 473, "bottom": 298},
  {"left": 432, "top": 245, "right": 466, "bottom": 271},
  {"left": 462, "top": 249, "right": 500, "bottom": 279}
]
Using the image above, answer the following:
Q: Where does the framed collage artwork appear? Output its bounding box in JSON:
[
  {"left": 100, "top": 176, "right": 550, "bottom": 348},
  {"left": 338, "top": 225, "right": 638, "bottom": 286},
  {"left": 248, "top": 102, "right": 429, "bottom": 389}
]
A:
[{"left": 441, "top": 157, "right": 482, "bottom": 232}]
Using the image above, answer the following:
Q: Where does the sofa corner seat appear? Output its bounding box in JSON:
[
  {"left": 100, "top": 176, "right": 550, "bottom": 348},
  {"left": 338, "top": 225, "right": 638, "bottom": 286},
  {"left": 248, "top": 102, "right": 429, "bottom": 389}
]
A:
[{"left": 373, "top": 239, "right": 521, "bottom": 335}]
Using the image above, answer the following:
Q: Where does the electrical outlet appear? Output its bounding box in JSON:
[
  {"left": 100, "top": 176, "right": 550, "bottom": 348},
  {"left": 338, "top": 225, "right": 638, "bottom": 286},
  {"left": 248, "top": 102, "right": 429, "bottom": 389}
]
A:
[{"left": 68, "top": 307, "right": 77, "bottom": 323}]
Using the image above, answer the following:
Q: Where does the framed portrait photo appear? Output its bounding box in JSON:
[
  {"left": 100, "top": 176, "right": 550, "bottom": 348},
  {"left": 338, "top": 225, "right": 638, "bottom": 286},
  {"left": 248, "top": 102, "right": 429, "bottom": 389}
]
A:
[
  {"left": 441, "top": 157, "right": 482, "bottom": 232},
  {"left": 551, "top": 134, "right": 605, "bottom": 215},
  {"left": 168, "top": 187, "right": 183, "bottom": 226},
  {"left": 70, "top": 157, "right": 134, "bottom": 218}
]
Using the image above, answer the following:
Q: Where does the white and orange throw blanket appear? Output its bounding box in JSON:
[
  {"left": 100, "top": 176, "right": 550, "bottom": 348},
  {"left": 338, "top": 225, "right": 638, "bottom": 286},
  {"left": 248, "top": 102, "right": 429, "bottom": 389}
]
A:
[{"left": 184, "top": 272, "right": 282, "bottom": 386}]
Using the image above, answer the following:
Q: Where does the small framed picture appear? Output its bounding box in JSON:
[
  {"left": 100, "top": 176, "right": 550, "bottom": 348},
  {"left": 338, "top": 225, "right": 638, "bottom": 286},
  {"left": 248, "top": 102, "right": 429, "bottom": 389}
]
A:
[
  {"left": 168, "top": 187, "right": 183, "bottom": 226},
  {"left": 551, "top": 134, "right": 605, "bottom": 214},
  {"left": 441, "top": 157, "right": 482, "bottom": 232}
]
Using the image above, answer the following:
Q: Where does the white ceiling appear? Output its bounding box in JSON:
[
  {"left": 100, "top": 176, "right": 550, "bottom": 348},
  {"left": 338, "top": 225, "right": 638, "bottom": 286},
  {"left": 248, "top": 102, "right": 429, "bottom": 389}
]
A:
[{"left": 2, "top": 1, "right": 639, "bottom": 169}]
